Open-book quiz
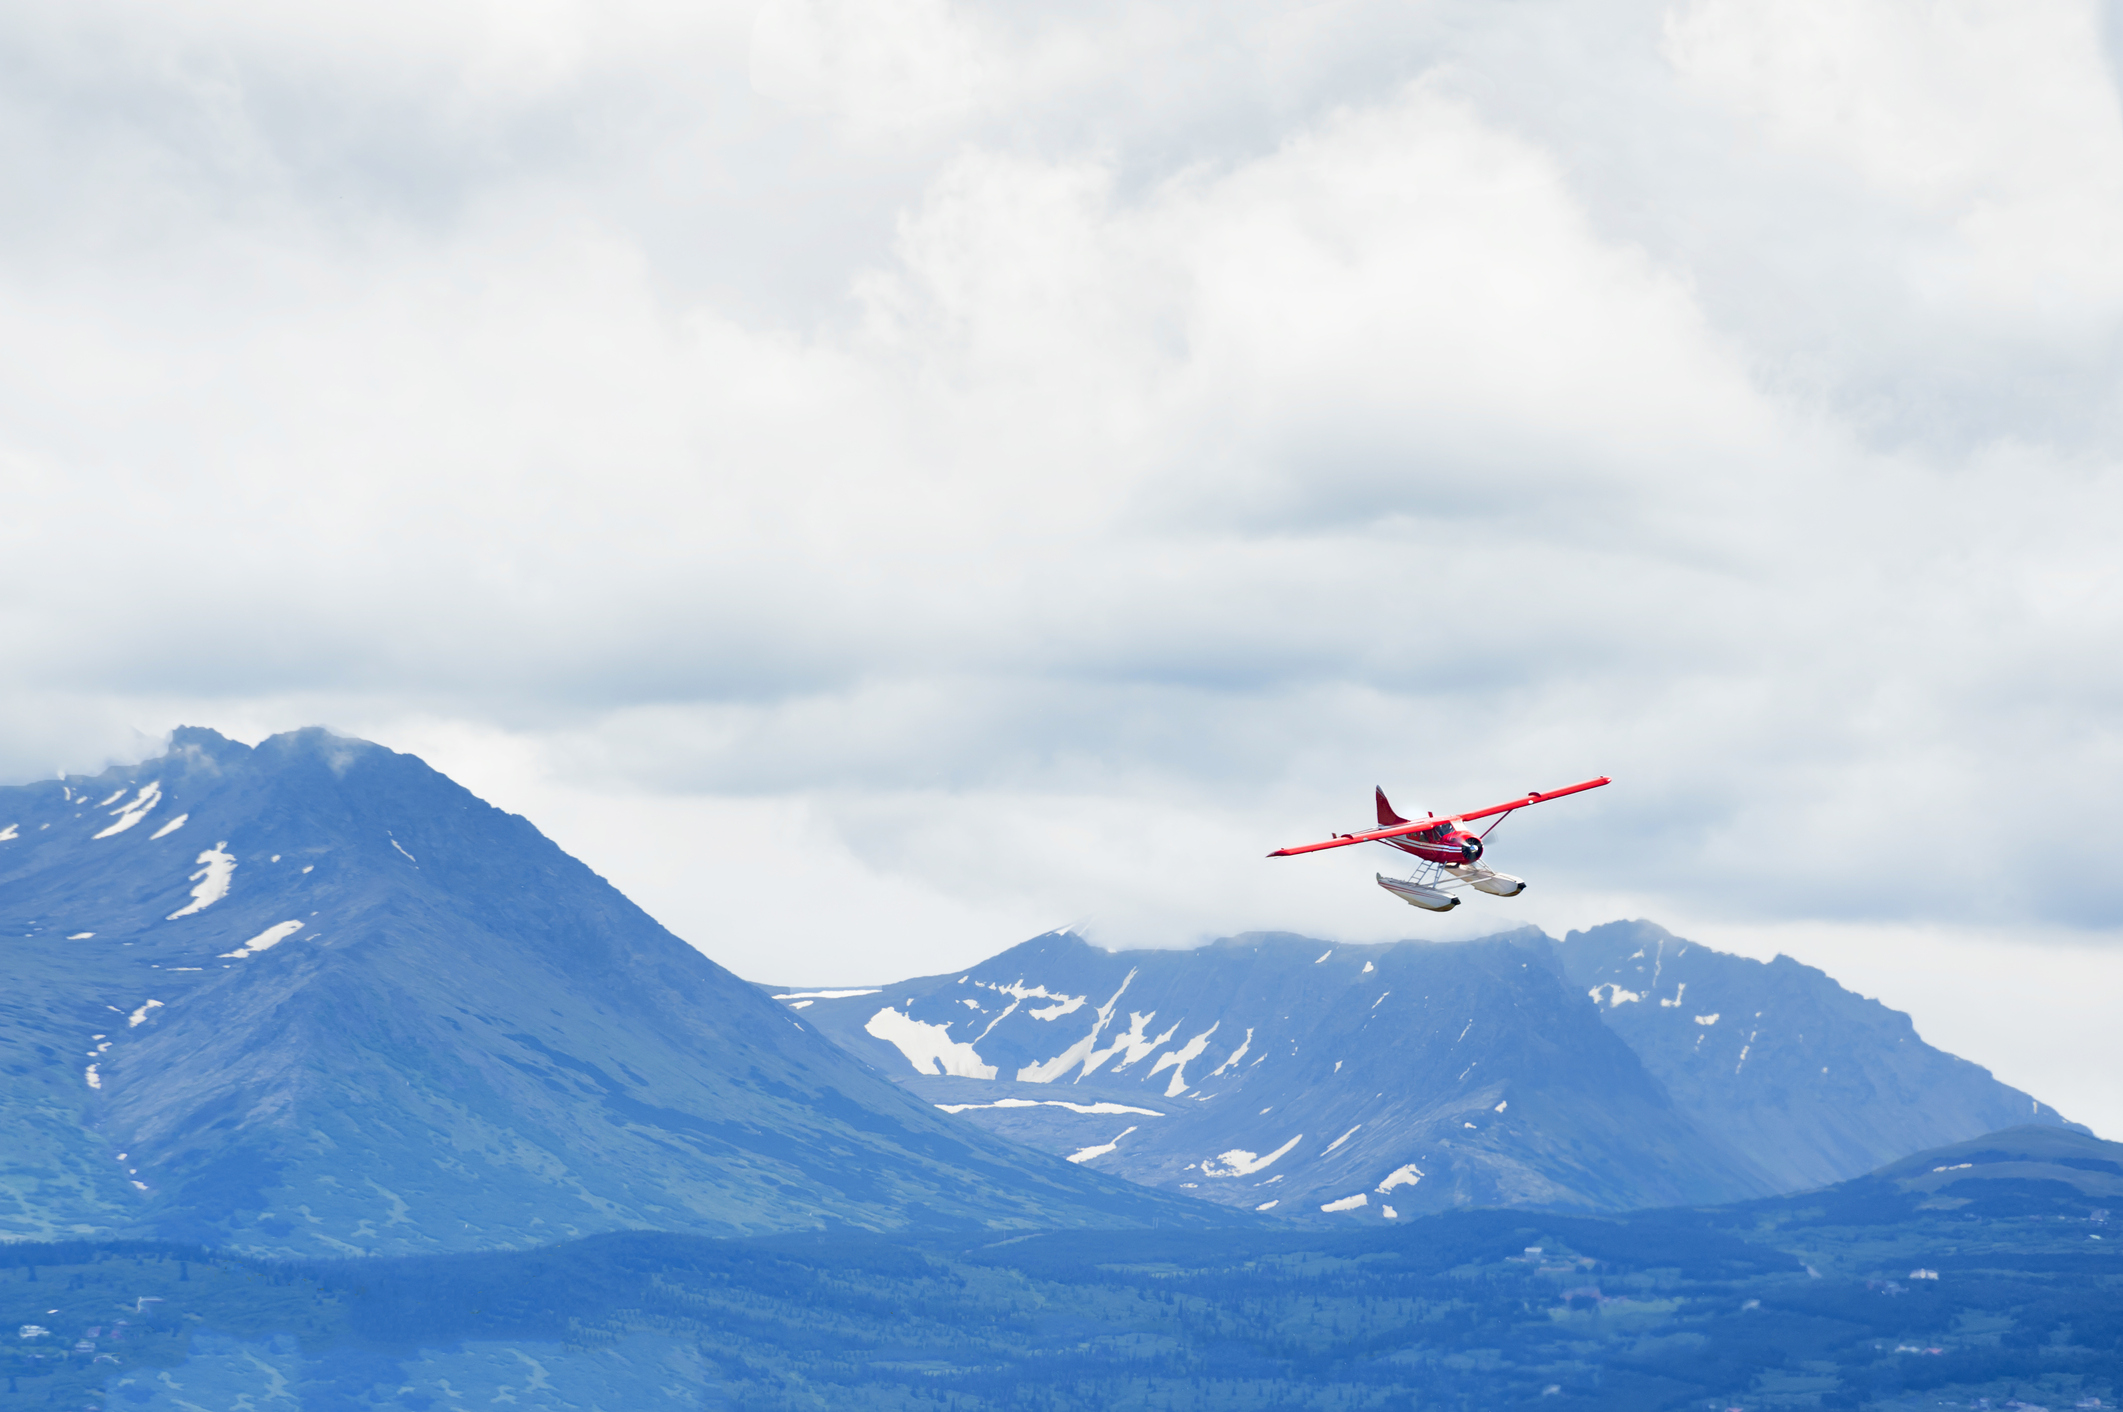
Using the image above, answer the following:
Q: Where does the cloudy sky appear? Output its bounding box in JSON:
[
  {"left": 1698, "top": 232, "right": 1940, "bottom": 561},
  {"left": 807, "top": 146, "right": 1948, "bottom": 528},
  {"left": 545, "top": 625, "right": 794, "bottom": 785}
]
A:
[{"left": 5, "top": 0, "right": 2121, "bottom": 1128}]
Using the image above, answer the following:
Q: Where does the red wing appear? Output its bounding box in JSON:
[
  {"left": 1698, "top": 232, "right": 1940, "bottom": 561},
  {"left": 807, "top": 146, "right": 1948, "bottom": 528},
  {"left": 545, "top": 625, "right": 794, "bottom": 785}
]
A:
[
  {"left": 1450, "top": 775, "right": 1611, "bottom": 827},
  {"left": 1267, "top": 776, "right": 1610, "bottom": 857}
]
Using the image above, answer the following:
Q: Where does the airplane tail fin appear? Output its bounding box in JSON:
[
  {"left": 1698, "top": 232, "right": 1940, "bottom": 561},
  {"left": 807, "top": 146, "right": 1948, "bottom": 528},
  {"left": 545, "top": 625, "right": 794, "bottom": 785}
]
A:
[{"left": 1376, "top": 787, "right": 1408, "bottom": 828}]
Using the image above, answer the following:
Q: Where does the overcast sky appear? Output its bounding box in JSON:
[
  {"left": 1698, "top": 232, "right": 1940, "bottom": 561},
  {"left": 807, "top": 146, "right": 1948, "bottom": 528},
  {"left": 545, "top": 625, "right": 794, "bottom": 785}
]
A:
[{"left": 5, "top": 0, "right": 2121, "bottom": 1130}]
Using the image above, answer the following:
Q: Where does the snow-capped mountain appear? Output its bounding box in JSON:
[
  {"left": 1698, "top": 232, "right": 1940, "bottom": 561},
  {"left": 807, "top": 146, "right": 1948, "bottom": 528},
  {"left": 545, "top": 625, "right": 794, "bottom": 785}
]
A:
[
  {"left": 1549, "top": 920, "right": 2079, "bottom": 1189},
  {"left": 776, "top": 928, "right": 1768, "bottom": 1219},
  {"left": 779, "top": 925, "right": 2077, "bottom": 1219},
  {"left": 0, "top": 728, "right": 1193, "bottom": 1255}
]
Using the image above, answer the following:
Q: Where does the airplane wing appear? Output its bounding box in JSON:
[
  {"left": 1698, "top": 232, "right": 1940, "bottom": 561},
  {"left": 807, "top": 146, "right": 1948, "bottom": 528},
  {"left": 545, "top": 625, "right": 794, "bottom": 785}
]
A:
[{"left": 1266, "top": 776, "right": 1610, "bottom": 857}]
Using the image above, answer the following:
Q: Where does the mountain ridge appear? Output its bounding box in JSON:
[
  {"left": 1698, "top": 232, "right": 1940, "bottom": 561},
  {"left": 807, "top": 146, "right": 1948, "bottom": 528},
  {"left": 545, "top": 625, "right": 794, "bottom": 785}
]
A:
[
  {"left": 1547, "top": 919, "right": 2082, "bottom": 1188},
  {"left": 775, "top": 926, "right": 1775, "bottom": 1218},
  {"left": 0, "top": 727, "right": 1207, "bottom": 1256},
  {"left": 775, "top": 921, "right": 2077, "bottom": 1218}
]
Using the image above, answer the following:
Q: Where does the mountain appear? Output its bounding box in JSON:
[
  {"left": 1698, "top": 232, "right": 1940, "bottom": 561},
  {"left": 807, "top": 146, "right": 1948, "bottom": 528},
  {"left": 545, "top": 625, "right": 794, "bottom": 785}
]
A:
[
  {"left": 774, "top": 928, "right": 1770, "bottom": 1219},
  {"left": 0, "top": 727, "right": 1198, "bottom": 1256},
  {"left": 1548, "top": 919, "right": 2080, "bottom": 1189},
  {"left": 779, "top": 925, "right": 2077, "bottom": 1219},
  {"left": 10, "top": 1124, "right": 2118, "bottom": 1412}
]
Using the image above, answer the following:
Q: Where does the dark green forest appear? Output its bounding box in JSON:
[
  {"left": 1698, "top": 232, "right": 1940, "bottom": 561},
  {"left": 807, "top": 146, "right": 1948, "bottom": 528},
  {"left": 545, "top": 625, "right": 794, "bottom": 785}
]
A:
[{"left": 3, "top": 1163, "right": 2117, "bottom": 1412}]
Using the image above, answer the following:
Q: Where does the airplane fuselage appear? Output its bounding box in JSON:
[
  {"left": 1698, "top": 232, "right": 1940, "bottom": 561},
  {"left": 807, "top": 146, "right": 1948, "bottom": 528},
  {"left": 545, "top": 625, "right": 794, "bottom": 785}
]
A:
[{"left": 1382, "top": 825, "right": 1484, "bottom": 866}]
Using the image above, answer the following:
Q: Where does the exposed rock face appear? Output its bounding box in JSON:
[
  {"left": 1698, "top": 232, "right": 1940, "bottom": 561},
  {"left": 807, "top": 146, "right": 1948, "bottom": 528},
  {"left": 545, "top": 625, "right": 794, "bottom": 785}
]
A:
[
  {"left": 785, "top": 922, "right": 2078, "bottom": 1219},
  {"left": 1548, "top": 919, "right": 2078, "bottom": 1191},
  {"left": 781, "top": 928, "right": 1770, "bottom": 1219}
]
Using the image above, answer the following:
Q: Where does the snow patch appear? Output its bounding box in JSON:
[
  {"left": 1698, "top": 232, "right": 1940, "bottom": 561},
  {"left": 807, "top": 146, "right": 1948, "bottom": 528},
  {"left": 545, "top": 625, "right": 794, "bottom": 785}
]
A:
[
  {"left": 1321, "top": 1193, "right": 1368, "bottom": 1213},
  {"left": 84, "top": 1064, "right": 101, "bottom": 1090},
  {"left": 67, "top": 933, "right": 93, "bottom": 940},
  {"left": 1362, "top": 961, "right": 1374, "bottom": 973},
  {"left": 1494, "top": 1100, "right": 1508, "bottom": 1112},
  {"left": 166, "top": 844, "right": 236, "bottom": 919},
  {"left": 1315, "top": 950, "right": 1332, "bottom": 964},
  {"left": 773, "top": 988, "right": 882, "bottom": 1000},
  {"left": 92, "top": 782, "right": 162, "bottom": 839},
  {"left": 973, "top": 999, "right": 1022, "bottom": 1041},
  {"left": 1149, "top": 1022, "right": 1219, "bottom": 1098},
  {"left": 1324, "top": 1125, "right": 1362, "bottom": 1154},
  {"left": 864, "top": 1007, "right": 998, "bottom": 1079},
  {"left": 1209, "top": 1028, "right": 1254, "bottom": 1077},
  {"left": 128, "top": 1000, "right": 164, "bottom": 1027},
  {"left": 1017, "top": 1032, "right": 1099, "bottom": 1084},
  {"left": 1104, "top": 1014, "right": 1179, "bottom": 1073},
  {"left": 1201, "top": 1134, "right": 1303, "bottom": 1178},
  {"left": 1694, "top": 1013, "right": 1720, "bottom": 1026},
  {"left": 983, "top": 979, "right": 1087, "bottom": 1021},
  {"left": 389, "top": 837, "right": 417, "bottom": 863},
  {"left": 1382, "top": 1205, "right": 1399, "bottom": 1219},
  {"left": 1017, "top": 969, "right": 1137, "bottom": 1083},
  {"left": 788, "top": 999, "right": 813, "bottom": 1009},
  {"left": 149, "top": 814, "right": 188, "bottom": 839},
  {"left": 1659, "top": 983, "right": 1688, "bottom": 1008},
  {"left": 1066, "top": 1126, "right": 1137, "bottom": 1163},
  {"left": 97, "top": 788, "right": 127, "bottom": 807},
  {"left": 1588, "top": 983, "right": 1642, "bottom": 1007},
  {"left": 0, "top": 824, "right": 16, "bottom": 842},
  {"left": 1255, "top": 1200, "right": 1278, "bottom": 1211},
  {"left": 221, "top": 920, "right": 305, "bottom": 959},
  {"left": 1376, "top": 1163, "right": 1425, "bottom": 1194}
]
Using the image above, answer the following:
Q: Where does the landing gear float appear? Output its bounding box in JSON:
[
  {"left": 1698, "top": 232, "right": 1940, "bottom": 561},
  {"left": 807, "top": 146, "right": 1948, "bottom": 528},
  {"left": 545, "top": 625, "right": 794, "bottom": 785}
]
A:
[{"left": 1268, "top": 777, "right": 1610, "bottom": 911}]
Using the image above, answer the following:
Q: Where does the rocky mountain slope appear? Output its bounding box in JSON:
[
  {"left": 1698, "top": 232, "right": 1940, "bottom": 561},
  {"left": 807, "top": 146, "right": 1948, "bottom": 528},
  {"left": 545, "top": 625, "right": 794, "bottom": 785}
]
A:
[
  {"left": 0, "top": 728, "right": 1195, "bottom": 1256},
  {"left": 1548, "top": 920, "right": 2078, "bottom": 1190},
  {"left": 780, "top": 925, "right": 2076, "bottom": 1219},
  {"left": 775, "top": 928, "right": 1769, "bottom": 1219}
]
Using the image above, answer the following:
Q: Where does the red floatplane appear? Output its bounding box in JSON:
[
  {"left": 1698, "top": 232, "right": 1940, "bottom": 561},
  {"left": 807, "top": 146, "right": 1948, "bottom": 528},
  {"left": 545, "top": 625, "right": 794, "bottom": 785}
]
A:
[{"left": 1268, "top": 777, "right": 1611, "bottom": 911}]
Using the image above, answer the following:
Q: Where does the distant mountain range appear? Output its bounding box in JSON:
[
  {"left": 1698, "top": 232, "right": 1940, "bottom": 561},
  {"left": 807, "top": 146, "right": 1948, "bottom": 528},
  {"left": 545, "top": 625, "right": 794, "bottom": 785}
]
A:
[
  {"left": 0, "top": 728, "right": 1192, "bottom": 1256},
  {"left": 1552, "top": 919, "right": 2072, "bottom": 1191},
  {"left": 777, "top": 925, "right": 2077, "bottom": 1218},
  {"left": 1, "top": 725, "right": 2081, "bottom": 1264}
]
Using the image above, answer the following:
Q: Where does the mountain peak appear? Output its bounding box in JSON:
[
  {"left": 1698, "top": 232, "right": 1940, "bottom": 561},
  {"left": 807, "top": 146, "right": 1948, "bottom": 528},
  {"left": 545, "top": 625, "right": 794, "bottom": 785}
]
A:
[
  {"left": 1550, "top": 922, "right": 2080, "bottom": 1190},
  {"left": 785, "top": 924, "right": 1759, "bottom": 1218},
  {"left": 167, "top": 724, "right": 249, "bottom": 756},
  {"left": 0, "top": 731, "right": 1198, "bottom": 1254}
]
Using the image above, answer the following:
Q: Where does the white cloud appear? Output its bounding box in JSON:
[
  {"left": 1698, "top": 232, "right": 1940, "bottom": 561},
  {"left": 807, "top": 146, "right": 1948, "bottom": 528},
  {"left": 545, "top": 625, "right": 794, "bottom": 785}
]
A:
[
  {"left": 749, "top": 0, "right": 1004, "bottom": 137},
  {"left": 3, "top": 0, "right": 2122, "bottom": 1129}
]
